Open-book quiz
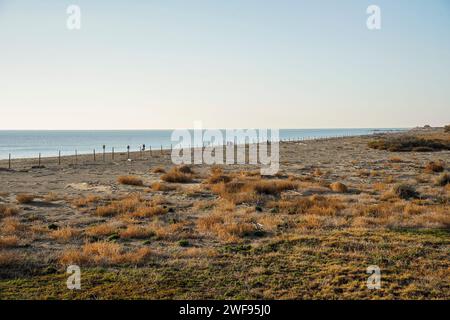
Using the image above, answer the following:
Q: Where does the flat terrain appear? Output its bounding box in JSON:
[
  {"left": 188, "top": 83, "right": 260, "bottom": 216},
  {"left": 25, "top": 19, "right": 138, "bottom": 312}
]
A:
[{"left": 0, "top": 129, "right": 449, "bottom": 299}]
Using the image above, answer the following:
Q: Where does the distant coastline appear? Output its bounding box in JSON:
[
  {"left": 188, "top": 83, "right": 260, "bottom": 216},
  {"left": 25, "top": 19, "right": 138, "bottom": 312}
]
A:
[{"left": 0, "top": 128, "right": 407, "bottom": 160}]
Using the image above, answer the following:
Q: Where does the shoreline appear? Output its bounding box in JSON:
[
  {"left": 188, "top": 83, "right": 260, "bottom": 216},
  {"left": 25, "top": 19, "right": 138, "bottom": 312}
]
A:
[{"left": 0, "top": 130, "right": 410, "bottom": 164}]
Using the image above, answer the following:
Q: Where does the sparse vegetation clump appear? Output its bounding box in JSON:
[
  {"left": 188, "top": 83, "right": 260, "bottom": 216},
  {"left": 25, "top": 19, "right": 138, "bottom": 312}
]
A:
[
  {"left": 329, "top": 182, "right": 348, "bottom": 193},
  {"left": 205, "top": 168, "right": 232, "bottom": 184},
  {"left": 59, "top": 242, "right": 151, "bottom": 266},
  {"left": 444, "top": 125, "right": 450, "bottom": 133},
  {"left": 161, "top": 167, "right": 193, "bottom": 183},
  {"left": 71, "top": 195, "right": 101, "bottom": 208},
  {"left": 117, "top": 176, "right": 144, "bottom": 186},
  {"left": 425, "top": 161, "right": 445, "bottom": 173},
  {"left": 368, "top": 136, "right": 450, "bottom": 152},
  {"left": 251, "top": 180, "right": 298, "bottom": 195},
  {"left": 152, "top": 167, "right": 166, "bottom": 174},
  {"left": 392, "top": 183, "right": 419, "bottom": 199},
  {"left": 50, "top": 227, "right": 81, "bottom": 242},
  {"left": 0, "top": 204, "right": 19, "bottom": 217},
  {"left": 435, "top": 173, "right": 450, "bottom": 186},
  {"left": 16, "top": 194, "right": 35, "bottom": 204},
  {"left": 151, "top": 182, "right": 177, "bottom": 192}
]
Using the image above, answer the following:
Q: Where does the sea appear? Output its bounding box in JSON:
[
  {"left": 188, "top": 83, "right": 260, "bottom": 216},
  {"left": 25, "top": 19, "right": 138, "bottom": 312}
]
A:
[{"left": 0, "top": 129, "right": 405, "bottom": 160}]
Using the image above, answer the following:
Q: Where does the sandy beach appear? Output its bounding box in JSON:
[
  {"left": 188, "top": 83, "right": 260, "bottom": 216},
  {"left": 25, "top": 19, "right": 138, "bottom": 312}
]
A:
[{"left": 0, "top": 128, "right": 449, "bottom": 299}]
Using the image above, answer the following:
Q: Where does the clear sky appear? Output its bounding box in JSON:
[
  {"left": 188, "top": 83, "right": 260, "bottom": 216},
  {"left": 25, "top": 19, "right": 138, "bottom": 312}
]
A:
[{"left": 0, "top": 0, "right": 449, "bottom": 129}]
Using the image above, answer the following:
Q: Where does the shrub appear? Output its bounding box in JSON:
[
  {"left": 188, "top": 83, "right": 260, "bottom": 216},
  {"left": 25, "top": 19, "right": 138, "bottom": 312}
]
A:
[
  {"left": 152, "top": 167, "right": 166, "bottom": 174},
  {"left": 392, "top": 184, "right": 419, "bottom": 199},
  {"left": 435, "top": 173, "right": 450, "bottom": 186},
  {"left": 329, "top": 182, "right": 348, "bottom": 193},
  {"left": 178, "top": 165, "right": 193, "bottom": 174},
  {"left": 50, "top": 227, "right": 81, "bottom": 242},
  {"left": 368, "top": 136, "right": 450, "bottom": 152},
  {"left": 71, "top": 195, "right": 101, "bottom": 208},
  {"left": 0, "top": 235, "right": 19, "bottom": 248},
  {"left": 117, "top": 176, "right": 144, "bottom": 186},
  {"left": 424, "top": 161, "right": 445, "bottom": 173},
  {"left": 205, "top": 172, "right": 232, "bottom": 184},
  {"left": 444, "top": 125, "right": 450, "bottom": 133},
  {"left": 250, "top": 180, "right": 298, "bottom": 195},
  {"left": 151, "top": 182, "right": 177, "bottom": 191},
  {"left": 161, "top": 167, "right": 193, "bottom": 183},
  {"left": 16, "top": 194, "right": 35, "bottom": 204},
  {"left": 0, "top": 205, "right": 19, "bottom": 217}
]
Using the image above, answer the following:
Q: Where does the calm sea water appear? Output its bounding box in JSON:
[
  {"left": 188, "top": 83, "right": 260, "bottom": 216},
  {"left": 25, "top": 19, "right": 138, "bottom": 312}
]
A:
[{"left": 0, "top": 129, "right": 404, "bottom": 160}]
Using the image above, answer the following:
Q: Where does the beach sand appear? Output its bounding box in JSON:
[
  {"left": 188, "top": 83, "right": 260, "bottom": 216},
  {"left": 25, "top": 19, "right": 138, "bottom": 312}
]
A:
[{"left": 0, "top": 129, "right": 449, "bottom": 299}]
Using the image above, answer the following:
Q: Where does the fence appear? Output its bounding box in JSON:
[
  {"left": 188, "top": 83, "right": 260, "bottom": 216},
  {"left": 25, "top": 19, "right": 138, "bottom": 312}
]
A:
[{"left": 0, "top": 134, "right": 359, "bottom": 170}]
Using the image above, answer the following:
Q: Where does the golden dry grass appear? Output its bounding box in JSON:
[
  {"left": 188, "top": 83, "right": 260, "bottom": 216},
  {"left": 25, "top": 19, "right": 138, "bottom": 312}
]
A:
[
  {"left": 197, "top": 211, "right": 257, "bottom": 243},
  {"left": 161, "top": 167, "right": 193, "bottom": 183},
  {"left": 329, "top": 182, "right": 348, "bottom": 193},
  {"left": 16, "top": 194, "right": 35, "bottom": 204},
  {"left": 42, "top": 192, "right": 61, "bottom": 202},
  {"left": 151, "top": 182, "right": 177, "bottom": 192},
  {"left": 59, "top": 242, "right": 152, "bottom": 266},
  {"left": 0, "top": 235, "right": 19, "bottom": 248},
  {"left": 117, "top": 176, "right": 144, "bottom": 186},
  {"left": 71, "top": 195, "right": 101, "bottom": 208},
  {"left": 86, "top": 223, "right": 119, "bottom": 237},
  {"left": 50, "top": 227, "right": 81, "bottom": 242},
  {"left": 1, "top": 217, "right": 25, "bottom": 235},
  {"left": 119, "top": 225, "right": 153, "bottom": 239},
  {"left": 425, "top": 160, "right": 445, "bottom": 173},
  {"left": 0, "top": 204, "right": 19, "bottom": 217}
]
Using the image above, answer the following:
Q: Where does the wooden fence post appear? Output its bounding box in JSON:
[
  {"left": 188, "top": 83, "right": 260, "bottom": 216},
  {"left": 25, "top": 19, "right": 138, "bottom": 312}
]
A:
[
  {"left": 112, "top": 147, "right": 115, "bottom": 160},
  {"left": 58, "top": 151, "right": 61, "bottom": 165},
  {"left": 103, "top": 145, "right": 106, "bottom": 162},
  {"left": 127, "top": 146, "right": 130, "bottom": 160},
  {"left": 8, "top": 153, "right": 11, "bottom": 169}
]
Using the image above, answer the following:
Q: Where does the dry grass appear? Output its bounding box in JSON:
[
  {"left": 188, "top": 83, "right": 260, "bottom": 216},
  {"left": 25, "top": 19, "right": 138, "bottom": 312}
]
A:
[
  {"left": 59, "top": 242, "right": 152, "bottom": 266},
  {"left": 197, "top": 211, "right": 258, "bottom": 243},
  {"left": 152, "top": 167, "right": 166, "bottom": 174},
  {"left": 178, "top": 165, "right": 193, "bottom": 174},
  {"left": 0, "top": 250, "right": 20, "bottom": 266},
  {"left": 0, "top": 204, "right": 19, "bottom": 217},
  {"left": 43, "top": 192, "right": 61, "bottom": 202},
  {"left": 1, "top": 217, "right": 25, "bottom": 235},
  {"left": 392, "top": 183, "right": 419, "bottom": 199},
  {"left": 151, "top": 182, "right": 177, "bottom": 192},
  {"left": 117, "top": 176, "right": 144, "bottom": 186},
  {"left": 95, "top": 195, "right": 169, "bottom": 218},
  {"left": 205, "top": 167, "right": 232, "bottom": 184},
  {"left": 425, "top": 161, "right": 445, "bottom": 173},
  {"left": 132, "top": 205, "right": 168, "bottom": 217},
  {"left": 368, "top": 136, "right": 450, "bottom": 152},
  {"left": 268, "top": 195, "right": 344, "bottom": 216},
  {"left": 329, "top": 182, "right": 348, "bottom": 193},
  {"left": 388, "top": 156, "right": 403, "bottom": 163},
  {"left": 86, "top": 223, "right": 119, "bottom": 237},
  {"left": 0, "top": 235, "right": 19, "bottom": 248},
  {"left": 161, "top": 167, "right": 193, "bottom": 183},
  {"left": 435, "top": 173, "right": 450, "bottom": 186},
  {"left": 95, "top": 195, "right": 141, "bottom": 217},
  {"left": 50, "top": 227, "right": 81, "bottom": 242},
  {"left": 71, "top": 195, "right": 101, "bottom": 208},
  {"left": 250, "top": 180, "right": 298, "bottom": 195},
  {"left": 16, "top": 194, "right": 35, "bottom": 204},
  {"left": 119, "top": 225, "right": 154, "bottom": 239}
]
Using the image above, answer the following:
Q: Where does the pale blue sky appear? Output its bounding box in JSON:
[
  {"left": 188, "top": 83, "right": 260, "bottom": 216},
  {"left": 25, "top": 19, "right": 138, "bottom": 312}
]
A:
[{"left": 0, "top": 0, "right": 449, "bottom": 129}]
